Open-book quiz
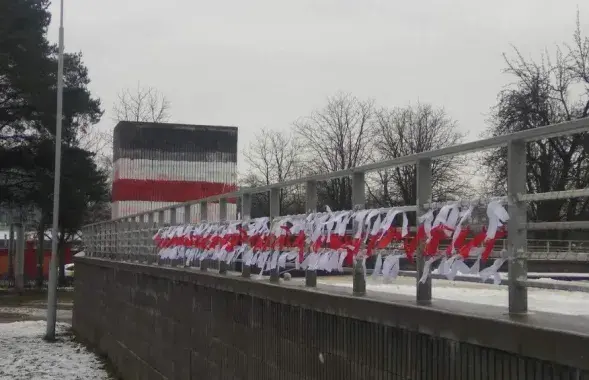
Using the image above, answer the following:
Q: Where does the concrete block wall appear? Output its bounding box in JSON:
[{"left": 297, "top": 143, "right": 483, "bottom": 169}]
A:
[{"left": 73, "top": 258, "right": 589, "bottom": 380}]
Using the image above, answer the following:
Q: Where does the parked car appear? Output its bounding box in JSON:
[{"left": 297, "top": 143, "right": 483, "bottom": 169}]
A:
[{"left": 64, "top": 263, "right": 74, "bottom": 285}]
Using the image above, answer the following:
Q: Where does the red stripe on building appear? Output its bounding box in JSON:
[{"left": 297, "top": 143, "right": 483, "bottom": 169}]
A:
[{"left": 112, "top": 180, "right": 238, "bottom": 203}]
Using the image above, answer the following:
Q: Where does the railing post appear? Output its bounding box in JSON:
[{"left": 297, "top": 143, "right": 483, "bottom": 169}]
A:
[
  {"left": 169, "top": 209, "right": 178, "bottom": 267},
  {"left": 124, "top": 218, "right": 132, "bottom": 261},
  {"left": 269, "top": 188, "right": 281, "bottom": 283},
  {"left": 170, "top": 208, "right": 176, "bottom": 225},
  {"left": 241, "top": 193, "right": 252, "bottom": 220},
  {"left": 92, "top": 224, "right": 97, "bottom": 258},
  {"left": 158, "top": 210, "right": 166, "bottom": 265},
  {"left": 352, "top": 172, "right": 366, "bottom": 296},
  {"left": 103, "top": 222, "right": 109, "bottom": 259},
  {"left": 306, "top": 180, "right": 318, "bottom": 213},
  {"left": 219, "top": 198, "right": 228, "bottom": 274},
  {"left": 199, "top": 201, "right": 208, "bottom": 271},
  {"left": 117, "top": 220, "right": 124, "bottom": 261},
  {"left": 416, "top": 158, "right": 432, "bottom": 304},
  {"left": 96, "top": 224, "right": 102, "bottom": 258},
  {"left": 136, "top": 215, "right": 143, "bottom": 263},
  {"left": 85, "top": 225, "right": 91, "bottom": 258},
  {"left": 101, "top": 223, "right": 107, "bottom": 259},
  {"left": 183, "top": 205, "right": 191, "bottom": 267},
  {"left": 109, "top": 222, "right": 114, "bottom": 259},
  {"left": 184, "top": 204, "right": 191, "bottom": 224},
  {"left": 82, "top": 226, "right": 89, "bottom": 257},
  {"left": 305, "top": 180, "right": 318, "bottom": 287},
  {"left": 110, "top": 222, "right": 117, "bottom": 260},
  {"left": 219, "top": 198, "right": 228, "bottom": 221},
  {"left": 508, "top": 139, "right": 528, "bottom": 315},
  {"left": 241, "top": 193, "right": 252, "bottom": 278},
  {"left": 200, "top": 201, "right": 208, "bottom": 221},
  {"left": 119, "top": 219, "right": 125, "bottom": 261},
  {"left": 352, "top": 172, "right": 366, "bottom": 209},
  {"left": 147, "top": 212, "right": 156, "bottom": 264},
  {"left": 133, "top": 217, "right": 141, "bottom": 262}
]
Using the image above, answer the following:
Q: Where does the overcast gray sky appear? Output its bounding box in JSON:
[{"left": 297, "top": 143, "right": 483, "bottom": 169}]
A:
[{"left": 47, "top": 0, "right": 588, "bottom": 175}]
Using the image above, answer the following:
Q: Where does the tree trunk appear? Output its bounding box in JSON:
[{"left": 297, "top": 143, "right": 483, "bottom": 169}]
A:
[
  {"left": 7, "top": 224, "right": 15, "bottom": 285},
  {"left": 35, "top": 223, "right": 45, "bottom": 289}
]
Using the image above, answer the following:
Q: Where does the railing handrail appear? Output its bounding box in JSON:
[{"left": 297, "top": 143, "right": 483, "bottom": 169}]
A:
[{"left": 84, "top": 117, "right": 589, "bottom": 227}]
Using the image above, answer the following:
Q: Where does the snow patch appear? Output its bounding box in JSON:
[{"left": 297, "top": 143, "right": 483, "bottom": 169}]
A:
[
  {"left": 322, "top": 280, "right": 589, "bottom": 316},
  {"left": 0, "top": 321, "right": 111, "bottom": 379}
]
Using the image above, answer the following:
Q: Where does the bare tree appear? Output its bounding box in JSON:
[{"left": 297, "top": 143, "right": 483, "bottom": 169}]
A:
[
  {"left": 242, "top": 128, "right": 305, "bottom": 216},
  {"left": 368, "top": 103, "right": 470, "bottom": 207},
  {"left": 76, "top": 127, "right": 113, "bottom": 183},
  {"left": 482, "top": 12, "right": 589, "bottom": 236},
  {"left": 112, "top": 83, "right": 171, "bottom": 123},
  {"left": 294, "top": 92, "right": 375, "bottom": 210}
]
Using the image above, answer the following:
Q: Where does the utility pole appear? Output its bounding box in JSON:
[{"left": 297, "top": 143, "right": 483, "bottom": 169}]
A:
[{"left": 46, "top": 0, "right": 65, "bottom": 341}]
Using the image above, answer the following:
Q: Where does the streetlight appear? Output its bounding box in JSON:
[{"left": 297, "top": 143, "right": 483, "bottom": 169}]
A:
[{"left": 46, "top": 0, "right": 65, "bottom": 341}]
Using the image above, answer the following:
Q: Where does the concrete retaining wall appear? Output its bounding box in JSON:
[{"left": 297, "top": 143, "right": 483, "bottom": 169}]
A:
[{"left": 73, "top": 257, "right": 589, "bottom": 380}]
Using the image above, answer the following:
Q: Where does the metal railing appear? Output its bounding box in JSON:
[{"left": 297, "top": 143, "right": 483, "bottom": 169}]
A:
[{"left": 81, "top": 118, "right": 589, "bottom": 315}]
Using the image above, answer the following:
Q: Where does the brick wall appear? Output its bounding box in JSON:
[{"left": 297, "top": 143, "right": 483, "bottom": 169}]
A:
[{"left": 73, "top": 258, "right": 589, "bottom": 380}]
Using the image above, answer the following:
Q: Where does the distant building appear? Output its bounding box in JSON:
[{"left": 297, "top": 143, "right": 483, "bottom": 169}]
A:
[{"left": 111, "top": 121, "right": 238, "bottom": 221}]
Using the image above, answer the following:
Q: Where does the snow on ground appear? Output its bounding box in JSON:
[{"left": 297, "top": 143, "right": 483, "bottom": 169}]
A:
[
  {"left": 405, "top": 269, "right": 589, "bottom": 283},
  {"left": 319, "top": 276, "right": 589, "bottom": 316},
  {"left": 0, "top": 321, "right": 111, "bottom": 380}
]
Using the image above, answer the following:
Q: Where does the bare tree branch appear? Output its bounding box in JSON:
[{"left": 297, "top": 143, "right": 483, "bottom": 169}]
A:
[
  {"left": 294, "top": 92, "right": 375, "bottom": 210},
  {"left": 482, "top": 14, "right": 589, "bottom": 238},
  {"left": 242, "top": 128, "right": 305, "bottom": 216},
  {"left": 112, "top": 83, "right": 171, "bottom": 123},
  {"left": 368, "top": 103, "right": 471, "bottom": 207}
]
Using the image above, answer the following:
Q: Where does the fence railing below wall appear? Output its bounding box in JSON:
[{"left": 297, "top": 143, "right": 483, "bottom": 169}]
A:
[{"left": 81, "top": 118, "right": 589, "bottom": 316}]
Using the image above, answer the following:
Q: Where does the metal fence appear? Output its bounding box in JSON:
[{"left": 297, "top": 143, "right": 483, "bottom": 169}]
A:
[{"left": 81, "top": 118, "right": 589, "bottom": 315}]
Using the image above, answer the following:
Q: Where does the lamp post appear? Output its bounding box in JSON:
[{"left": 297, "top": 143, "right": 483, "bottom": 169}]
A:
[{"left": 46, "top": 0, "right": 65, "bottom": 341}]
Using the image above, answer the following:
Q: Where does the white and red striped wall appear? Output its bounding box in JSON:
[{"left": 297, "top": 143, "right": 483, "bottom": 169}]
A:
[{"left": 111, "top": 122, "right": 238, "bottom": 220}]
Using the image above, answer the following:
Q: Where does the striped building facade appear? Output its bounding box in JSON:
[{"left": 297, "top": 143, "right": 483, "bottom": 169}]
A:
[{"left": 112, "top": 122, "right": 238, "bottom": 221}]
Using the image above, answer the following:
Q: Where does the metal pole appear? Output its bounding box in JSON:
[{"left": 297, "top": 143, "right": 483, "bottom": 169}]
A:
[
  {"left": 416, "top": 158, "right": 432, "bottom": 304},
  {"left": 157, "top": 210, "right": 165, "bottom": 264},
  {"left": 147, "top": 213, "right": 155, "bottom": 264},
  {"left": 199, "top": 201, "right": 208, "bottom": 270},
  {"left": 269, "top": 188, "right": 280, "bottom": 283},
  {"left": 169, "top": 209, "right": 177, "bottom": 267},
  {"left": 508, "top": 140, "right": 528, "bottom": 314},
  {"left": 352, "top": 172, "right": 366, "bottom": 209},
  {"left": 305, "top": 180, "right": 318, "bottom": 213},
  {"left": 241, "top": 193, "right": 252, "bottom": 278},
  {"left": 305, "top": 181, "right": 317, "bottom": 287},
  {"left": 46, "top": 0, "right": 64, "bottom": 341},
  {"left": 218, "top": 199, "right": 228, "bottom": 274},
  {"left": 241, "top": 193, "right": 252, "bottom": 220},
  {"left": 352, "top": 172, "right": 366, "bottom": 296}
]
